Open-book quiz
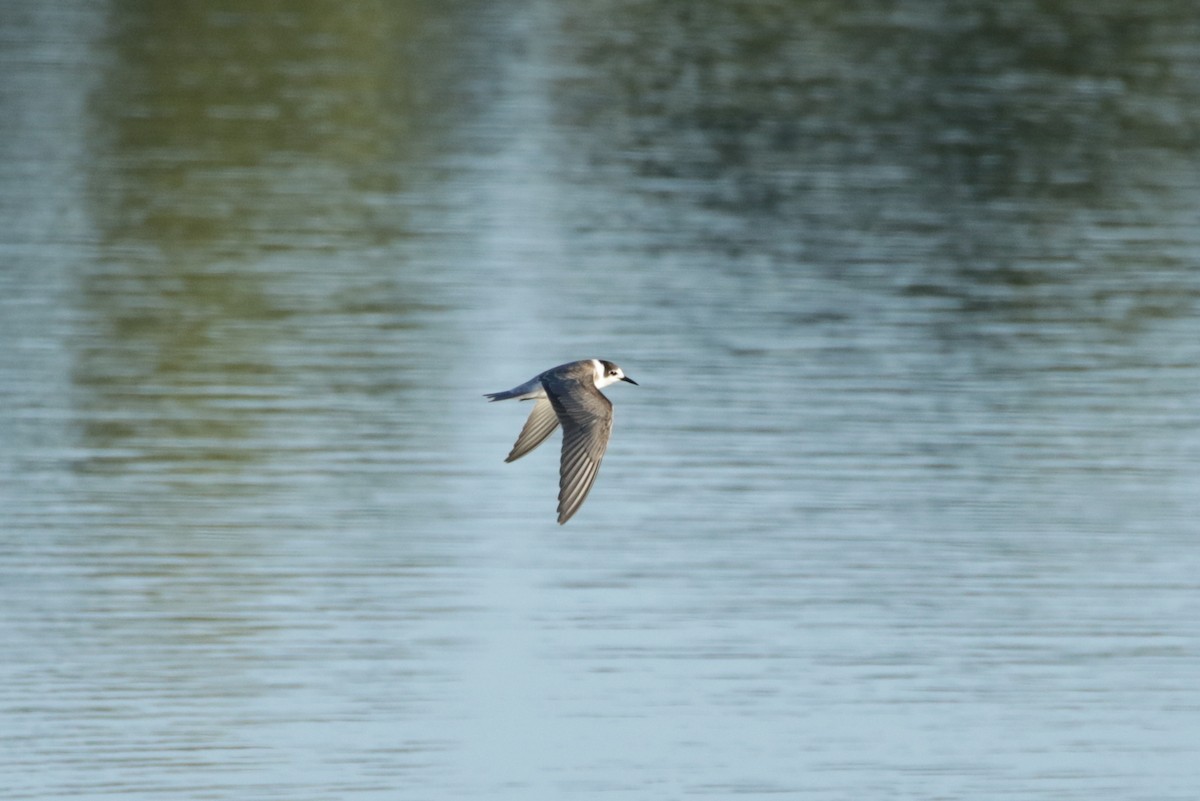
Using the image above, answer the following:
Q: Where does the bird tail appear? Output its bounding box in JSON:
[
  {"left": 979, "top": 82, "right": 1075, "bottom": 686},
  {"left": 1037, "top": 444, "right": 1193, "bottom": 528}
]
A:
[{"left": 484, "top": 377, "right": 543, "bottom": 402}]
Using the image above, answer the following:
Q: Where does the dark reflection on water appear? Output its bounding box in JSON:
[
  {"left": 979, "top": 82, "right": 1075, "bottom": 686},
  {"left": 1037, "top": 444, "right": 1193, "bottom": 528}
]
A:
[{"left": 2, "top": 1, "right": 1199, "bottom": 799}]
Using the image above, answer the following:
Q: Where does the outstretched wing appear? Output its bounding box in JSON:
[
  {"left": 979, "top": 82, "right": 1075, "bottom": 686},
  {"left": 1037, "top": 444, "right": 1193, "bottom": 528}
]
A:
[
  {"left": 505, "top": 397, "right": 560, "bottom": 462},
  {"left": 543, "top": 375, "right": 614, "bottom": 524}
]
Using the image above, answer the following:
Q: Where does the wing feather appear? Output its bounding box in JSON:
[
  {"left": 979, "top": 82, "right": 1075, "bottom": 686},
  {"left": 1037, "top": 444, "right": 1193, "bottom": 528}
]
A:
[
  {"left": 542, "top": 372, "right": 614, "bottom": 524},
  {"left": 505, "top": 398, "right": 560, "bottom": 463}
]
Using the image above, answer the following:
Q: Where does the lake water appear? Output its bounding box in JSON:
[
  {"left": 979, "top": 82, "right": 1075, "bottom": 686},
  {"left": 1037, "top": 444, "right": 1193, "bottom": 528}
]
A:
[{"left": 2, "top": 2, "right": 1199, "bottom": 799}]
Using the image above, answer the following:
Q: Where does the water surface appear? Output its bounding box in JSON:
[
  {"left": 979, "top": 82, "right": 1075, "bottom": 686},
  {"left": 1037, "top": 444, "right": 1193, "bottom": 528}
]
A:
[{"left": 2, "top": 2, "right": 1199, "bottom": 799}]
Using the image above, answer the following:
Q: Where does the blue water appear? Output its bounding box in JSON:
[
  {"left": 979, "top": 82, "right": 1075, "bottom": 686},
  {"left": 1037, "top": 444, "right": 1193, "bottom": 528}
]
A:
[{"left": 2, "top": 2, "right": 1199, "bottom": 799}]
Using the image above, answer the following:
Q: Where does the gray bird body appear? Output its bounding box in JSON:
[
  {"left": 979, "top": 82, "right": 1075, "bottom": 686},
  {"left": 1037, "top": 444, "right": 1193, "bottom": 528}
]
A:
[{"left": 485, "top": 359, "right": 637, "bottom": 524}]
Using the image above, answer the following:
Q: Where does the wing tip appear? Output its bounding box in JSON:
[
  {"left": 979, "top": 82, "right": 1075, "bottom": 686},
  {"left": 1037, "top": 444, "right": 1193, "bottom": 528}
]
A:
[{"left": 556, "top": 488, "right": 581, "bottom": 524}]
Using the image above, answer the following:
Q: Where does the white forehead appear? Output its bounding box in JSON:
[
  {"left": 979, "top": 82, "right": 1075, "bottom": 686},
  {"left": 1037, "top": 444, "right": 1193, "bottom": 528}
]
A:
[{"left": 591, "top": 359, "right": 624, "bottom": 388}]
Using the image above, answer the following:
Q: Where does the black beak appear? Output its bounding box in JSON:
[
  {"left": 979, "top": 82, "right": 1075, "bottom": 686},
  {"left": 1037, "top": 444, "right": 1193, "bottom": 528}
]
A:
[{"left": 621, "top": 376, "right": 638, "bottom": 385}]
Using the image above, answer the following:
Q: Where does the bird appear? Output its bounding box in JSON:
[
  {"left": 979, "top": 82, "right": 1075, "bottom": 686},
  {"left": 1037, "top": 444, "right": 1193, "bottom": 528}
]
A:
[{"left": 485, "top": 359, "right": 638, "bottom": 524}]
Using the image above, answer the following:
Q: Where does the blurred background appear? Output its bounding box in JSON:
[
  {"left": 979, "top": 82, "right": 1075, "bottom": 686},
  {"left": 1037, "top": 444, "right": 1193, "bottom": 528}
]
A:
[{"left": 2, "top": 1, "right": 1198, "bottom": 799}]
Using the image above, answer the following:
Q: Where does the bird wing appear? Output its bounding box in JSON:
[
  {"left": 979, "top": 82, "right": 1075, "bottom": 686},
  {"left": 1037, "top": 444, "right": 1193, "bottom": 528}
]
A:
[
  {"left": 543, "top": 374, "right": 614, "bottom": 524},
  {"left": 505, "top": 397, "right": 560, "bottom": 463}
]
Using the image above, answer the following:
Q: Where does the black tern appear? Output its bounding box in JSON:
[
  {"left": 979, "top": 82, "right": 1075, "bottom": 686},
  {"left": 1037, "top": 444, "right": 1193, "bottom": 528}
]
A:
[{"left": 485, "top": 359, "right": 638, "bottom": 524}]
